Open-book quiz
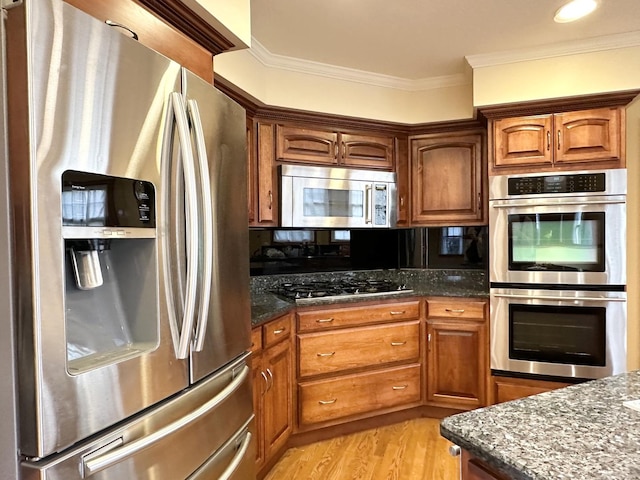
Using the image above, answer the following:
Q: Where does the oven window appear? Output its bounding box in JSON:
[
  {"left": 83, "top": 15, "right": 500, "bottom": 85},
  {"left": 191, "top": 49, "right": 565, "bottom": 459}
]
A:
[
  {"left": 508, "top": 212, "right": 605, "bottom": 272},
  {"left": 509, "top": 304, "right": 606, "bottom": 366},
  {"left": 302, "top": 188, "right": 364, "bottom": 218}
]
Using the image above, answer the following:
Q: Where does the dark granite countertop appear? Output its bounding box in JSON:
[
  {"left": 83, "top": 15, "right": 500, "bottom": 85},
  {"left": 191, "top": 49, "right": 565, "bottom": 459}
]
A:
[
  {"left": 250, "top": 269, "right": 488, "bottom": 326},
  {"left": 440, "top": 371, "right": 640, "bottom": 480}
]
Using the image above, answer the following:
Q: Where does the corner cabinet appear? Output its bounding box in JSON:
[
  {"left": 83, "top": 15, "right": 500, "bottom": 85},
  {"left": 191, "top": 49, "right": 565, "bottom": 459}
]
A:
[
  {"left": 251, "top": 313, "right": 293, "bottom": 476},
  {"left": 491, "top": 107, "right": 624, "bottom": 174},
  {"left": 295, "top": 299, "right": 423, "bottom": 431},
  {"left": 410, "top": 130, "right": 487, "bottom": 226},
  {"left": 426, "top": 298, "right": 488, "bottom": 410},
  {"left": 276, "top": 125, "right": 394, "bottom": 170}
]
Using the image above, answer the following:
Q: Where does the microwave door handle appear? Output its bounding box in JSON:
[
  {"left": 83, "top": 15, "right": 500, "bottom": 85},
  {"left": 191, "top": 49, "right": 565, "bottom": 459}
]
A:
[
  {"left": 162, "top": 92, "right": 199, "bottom": 360},
  {"left": 187, "top": 99, "right": 213, "bottom": 352},
  {"left": 492, "top": 293, "right": 626, "bottom": 302},
  {"left": 365, "top": 184, "right": 372, "bottom": 224}
]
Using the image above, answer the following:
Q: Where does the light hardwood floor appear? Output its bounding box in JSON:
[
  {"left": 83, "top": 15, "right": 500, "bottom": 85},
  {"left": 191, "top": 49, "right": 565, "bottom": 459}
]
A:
[{"left": 263, "top": 418, "right": 460, "bottom": 480}]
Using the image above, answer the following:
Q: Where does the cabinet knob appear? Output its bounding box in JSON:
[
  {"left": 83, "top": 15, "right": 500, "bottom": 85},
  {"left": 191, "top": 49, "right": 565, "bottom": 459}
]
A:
[
  {"left": 449, "top": 445, "right": 461, "bottom": 457},
  {"left": 319, "top": 398, "right": 337, "bottom": 405},
  {"left": 445, "top": 308, "right": 465, "bottom": 314},
  {"left": 317, "top": 352, "right": 336, "bottom": 357},
  {"left": 557, "top": 129, "right": 561, "bottom": 151},
  {"left": 390, "top": 341, "right": 407, "bottom": 346},
  {"left": 546, "top": 130, "right": 551, "bottom": 151},
  {"left": 273, "top": 328, "right": 285, "bottom": 335},
  {"left": 389, "top": 310, "right": 406, "bottom": 315},
  {"left": 392, "top": 384, "right": 408, "bottom": 390},
  {"left": 268, "top": 190, "right": 273, "bottom": 210}
]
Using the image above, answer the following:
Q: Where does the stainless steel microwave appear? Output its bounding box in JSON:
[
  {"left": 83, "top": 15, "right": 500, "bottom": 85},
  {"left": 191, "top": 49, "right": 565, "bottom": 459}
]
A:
[{"left": 279, "top": 165, "right": 397, "bottom": 228}]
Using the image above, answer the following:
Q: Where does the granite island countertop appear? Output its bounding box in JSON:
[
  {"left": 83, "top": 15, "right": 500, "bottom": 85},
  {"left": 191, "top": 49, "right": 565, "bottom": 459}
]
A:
[
  {"left": 440, "top": 371, "right": 640, "bottom": 480},
  {"left": 250, "top": 268, "right": 488, "bottom": 326}
]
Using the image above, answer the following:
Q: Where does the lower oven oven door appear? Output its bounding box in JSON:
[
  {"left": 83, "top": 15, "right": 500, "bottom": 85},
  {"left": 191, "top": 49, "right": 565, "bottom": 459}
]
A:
[{"left": 490, "top": 287, "right": 627, "bottom": 379}]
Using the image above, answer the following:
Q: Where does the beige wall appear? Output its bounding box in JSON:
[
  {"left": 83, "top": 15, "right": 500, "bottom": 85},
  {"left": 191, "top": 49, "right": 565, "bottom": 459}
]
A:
[
  {"left": 626, "top": 95, "right": 640, "bottom": 370},
  {"left": 214, "top": 49, "right": 474, "bottom": 124},
  {"left": 472, "top": 46, "right": 640, "bottom": 107}
]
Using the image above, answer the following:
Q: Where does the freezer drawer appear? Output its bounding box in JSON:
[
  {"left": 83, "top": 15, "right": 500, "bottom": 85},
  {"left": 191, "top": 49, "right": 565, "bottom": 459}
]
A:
[
  {"left": 188, "top": 419, "right": 255, "bottom": 480},
  {"left": 21, "top": 354, "right": 253, "bottom": 480}
]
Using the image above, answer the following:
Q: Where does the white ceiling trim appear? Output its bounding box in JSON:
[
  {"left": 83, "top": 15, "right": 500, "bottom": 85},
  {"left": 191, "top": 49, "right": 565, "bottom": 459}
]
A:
[
  {"left": 466, "top": 30, "right": 640, "bottom": 68},
  {"left": 248, "top": 38, "right": 469, "bottom": 91}
]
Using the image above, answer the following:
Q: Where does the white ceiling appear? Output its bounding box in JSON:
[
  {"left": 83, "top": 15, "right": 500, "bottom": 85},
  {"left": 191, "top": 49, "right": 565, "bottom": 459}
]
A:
[{"left": 250, "top": 0, "right": 640, "bottom": 82}]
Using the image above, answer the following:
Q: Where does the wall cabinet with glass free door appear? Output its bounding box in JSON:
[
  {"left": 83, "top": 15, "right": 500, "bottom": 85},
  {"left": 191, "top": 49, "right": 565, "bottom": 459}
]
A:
[
  {"left": 492, "top": 107, "right": 624, "bottom": 174},
  {"left": 410, "top": 130, "right": 487, "bottom": 226},
  {"left": 295, "top": 299, "right": 422, "bottom": 430},
  {"left": 276, "top": 125, "right": 395, "bottom": 170},
  {"left": 251, "top": 313, "right": 293, "bottom": 475}
]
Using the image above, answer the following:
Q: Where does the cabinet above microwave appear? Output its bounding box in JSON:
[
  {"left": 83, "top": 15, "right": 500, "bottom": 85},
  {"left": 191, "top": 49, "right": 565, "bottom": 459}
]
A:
[{"left": 279, "top": 165, "right": 397, "bottom": 229}]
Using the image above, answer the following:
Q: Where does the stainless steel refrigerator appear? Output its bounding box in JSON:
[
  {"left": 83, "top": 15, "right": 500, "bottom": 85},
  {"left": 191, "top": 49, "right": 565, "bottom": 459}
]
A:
[{"left": 4, "top": 1, "right": 254, "bottom": 478}]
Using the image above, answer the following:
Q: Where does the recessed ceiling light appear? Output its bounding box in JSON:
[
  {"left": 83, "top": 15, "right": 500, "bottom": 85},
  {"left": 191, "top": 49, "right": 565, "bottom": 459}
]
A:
[{"left": 554, "top": 0, "right": 598, "bottom": 23}]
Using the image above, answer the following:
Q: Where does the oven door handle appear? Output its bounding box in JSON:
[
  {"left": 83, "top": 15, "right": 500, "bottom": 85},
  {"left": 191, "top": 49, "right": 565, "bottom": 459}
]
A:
[
  {"left": 492, "top": 293, "right": 626, "bottom": 302},
  {"left": 490, "top": 197, "right": 626, "bottom": 209}
]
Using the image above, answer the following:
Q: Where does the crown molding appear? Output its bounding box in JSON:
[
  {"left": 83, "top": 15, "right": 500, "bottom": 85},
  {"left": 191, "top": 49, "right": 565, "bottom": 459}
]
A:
[
  {"left": 466, "top": 30, "right": 640, "bottom": 69},
  {"left": 248, "top": 38, "right": 469, "bottom": 92}
]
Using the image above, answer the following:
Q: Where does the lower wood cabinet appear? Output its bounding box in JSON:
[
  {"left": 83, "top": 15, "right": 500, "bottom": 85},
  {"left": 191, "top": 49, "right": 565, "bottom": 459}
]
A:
[
  {"left": 491, "top": 375, "right": 570, "bottom": 404},
  {"left": 295, "top": 299, "right": 423, "bottom": 430},
  {"left": 251, "top": 313, "right": 293, "bottom": 475},
  {"left": 426, "top": 298, "right": 488, "bottom": 410},
  {"left": 462, "top": 450, "right": 511, "bottom": 480}
]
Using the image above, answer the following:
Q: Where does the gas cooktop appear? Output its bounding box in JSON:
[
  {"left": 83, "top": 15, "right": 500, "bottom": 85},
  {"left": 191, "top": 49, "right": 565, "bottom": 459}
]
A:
[{"left": 272, "top": 279, "right": 413, "bottom": 304}]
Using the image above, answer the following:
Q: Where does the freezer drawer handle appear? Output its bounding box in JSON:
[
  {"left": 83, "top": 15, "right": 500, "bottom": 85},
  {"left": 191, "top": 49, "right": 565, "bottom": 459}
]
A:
[
  {"left": 218, "top": 431, "right": 253, "bottom": 480},
  {"left": 82, "top": 365, "right": 250, "bottom": 477}
]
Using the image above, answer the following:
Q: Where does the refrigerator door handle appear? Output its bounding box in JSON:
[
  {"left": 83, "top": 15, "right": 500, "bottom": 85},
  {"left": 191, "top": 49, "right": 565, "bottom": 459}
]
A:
[
  {"left": 187, "top": 99, "right": 213, "bottom": 352},
  {"left": 218, "top": 431, "right": 253, "bottom": 480},
  {"left": 162, "top": 92, "right": 199, "bottom": 359},
  {"left": 82, "top": 365, "right": 250, "bottom": 477}
]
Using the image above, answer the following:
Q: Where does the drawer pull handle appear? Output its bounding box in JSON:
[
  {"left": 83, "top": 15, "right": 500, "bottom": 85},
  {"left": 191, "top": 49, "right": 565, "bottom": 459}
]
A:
[
  {"left": 272, "top": 328, "right": 285, "bottom": 335},
  {"left": 316, "top": 318, "right": 334, "bottom": 324},
  {"left": 392, "top": 385, "right": 408, "bottom": 390},
  {"left": 390, "top": 341, "right": 407, "bottom": 346},
  {"left": 445, "top": 308, "right": 465, "bottom": 313},
  {"left": 318, "top": 399, "right": 337, "bottom": 405},
  {"left": 317, "top": 352, "right": 336, "bottom": 357},
  {"left": 389, "top": 311, "right": 406, "bottom": 315}
]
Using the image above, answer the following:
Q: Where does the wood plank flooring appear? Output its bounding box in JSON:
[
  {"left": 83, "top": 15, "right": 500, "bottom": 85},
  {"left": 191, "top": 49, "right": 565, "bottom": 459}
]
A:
[{"left": 263, "top": 418, "right": 460, "bottom": 480}]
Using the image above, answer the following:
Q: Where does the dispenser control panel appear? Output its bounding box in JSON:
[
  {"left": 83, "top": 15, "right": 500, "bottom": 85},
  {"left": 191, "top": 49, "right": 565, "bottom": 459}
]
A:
[{"left": 62, "top": 170, "right": 155, "bottom": 228}]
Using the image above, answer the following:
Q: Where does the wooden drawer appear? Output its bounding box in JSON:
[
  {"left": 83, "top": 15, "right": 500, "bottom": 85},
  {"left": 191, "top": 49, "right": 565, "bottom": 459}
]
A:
[
  {"left": 298, "top": 321, "right": 420, "bottom": 378},
  {"left": 427, "top": 299, "right": 486, "bottom": 320},
  {"left": 297, "top": 300, "right": 420, "bottom": 332},
  {"left": 250, "top": 327, "right": 262, "bottom": 354},
  {"left": 263, "top": 314, "right": 292, "bottom": 348},
  {"left": 492, "top": 376, "right": 570, "bottom": 404},
  {"left": 298, "top": 363, "right": 421, "bottom": 425}
]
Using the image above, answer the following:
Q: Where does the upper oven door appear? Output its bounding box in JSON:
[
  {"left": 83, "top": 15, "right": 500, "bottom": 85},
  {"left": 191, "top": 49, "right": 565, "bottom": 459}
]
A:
[{"left": 489, "top": 194, "right": 626, "bottom": 286}]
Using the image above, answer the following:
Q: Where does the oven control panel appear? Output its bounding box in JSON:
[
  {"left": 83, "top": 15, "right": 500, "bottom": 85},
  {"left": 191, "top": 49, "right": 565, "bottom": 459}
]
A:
[{"left": 508, "top": 173, "right": 606, "bottom": 195}]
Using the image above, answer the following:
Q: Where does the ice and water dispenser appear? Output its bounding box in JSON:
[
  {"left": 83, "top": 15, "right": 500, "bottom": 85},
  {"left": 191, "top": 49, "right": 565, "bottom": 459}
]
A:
[{"left": 62, "top": 171, "right": 159, "bottom": 373}]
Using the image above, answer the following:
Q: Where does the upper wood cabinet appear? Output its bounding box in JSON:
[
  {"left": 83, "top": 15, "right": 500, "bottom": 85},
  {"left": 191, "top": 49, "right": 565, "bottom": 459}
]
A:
[
  {"left": 410, "top": 130, "right": 486, "bottom": 226},
  {"left": 395, "top": 137, "right": 410, "bottom": 227},
  {"left": 247, "top": 120, "right": 278, "bottom": 227},
  {"left": 276, "top": 125, "right": 394, "bottom": 170},
  {"left": 492, "top": 107, "right": 624, "bottom": 174},
  {"left": 64, "top": 0, "right": 214, "bottom": 82}
]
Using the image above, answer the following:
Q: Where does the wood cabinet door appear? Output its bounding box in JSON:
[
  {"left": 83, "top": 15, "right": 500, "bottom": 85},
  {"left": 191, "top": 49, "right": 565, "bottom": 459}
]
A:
[
  {"left": 491, "top": 375, "right": 570, "bottom": 404},
  {"left": 256, "top": 122, "right": 278, "bottom": 226},
  {"left": 462, "top": 451, "right": 510, "bottom": 480},
  {"left": 426, "top": 319, "right": 487, "bottom": 409},
  {"left": 395, "top": 136, "right": 410, "bottom": 226},
  {"left": 493, "top": 115, "right": 553, "bottom": 169},
  {"left": 263, "top": 339, "right": 293, "bottom": 460},
  {"left": 410, "top": 132, "right": 485, "bottom": 225},
  {"left": 555, "top": 107, "right": 622, "bottom": 165},
  {"left": 276, "top": 125, "right": 338, "bottom": 165},
  {"left": 340, "top": 133, "right": 394, "bottom": 169}
]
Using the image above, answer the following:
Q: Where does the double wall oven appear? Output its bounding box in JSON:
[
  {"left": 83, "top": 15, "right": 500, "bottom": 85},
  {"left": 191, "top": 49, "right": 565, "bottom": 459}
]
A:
[{"left": 489, "top": 169, "right": 627, "bottom": 380}]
